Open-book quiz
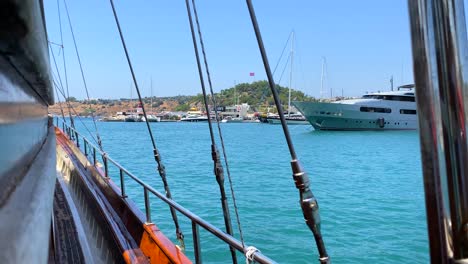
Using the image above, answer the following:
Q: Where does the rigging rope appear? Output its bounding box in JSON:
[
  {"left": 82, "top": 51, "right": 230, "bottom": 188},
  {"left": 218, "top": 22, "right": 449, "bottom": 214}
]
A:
[
  {"left": 108, "top": 0, "right": 184, "bottom": 249},
  {"left": 190, "top": 0, "right": 246, "bottom": 248},
  {"left": 56, "top": 0, "right": 75, "bottom": 131},
  {"left": 62, "top": 0, "right": 103, "bottom": 150},
  {"left": 184, "top": 1, "right": 241, "bottom": 262},
  {"left": 245, "top": 1, "right": 329, "bottom": 263},
  {"left": 49, "top": 44, "right": 76, "bottom": 130},
  {"left": 51, "top": 72, "right": 101, "bottom": 146},
  {"left": 53, "top": 84, "right": 67, "bottom": 125}
]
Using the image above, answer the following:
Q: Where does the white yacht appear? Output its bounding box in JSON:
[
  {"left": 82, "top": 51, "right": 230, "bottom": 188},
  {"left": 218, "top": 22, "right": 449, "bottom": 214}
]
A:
[
  {"left": 292, "top": 86, "right": 417, "bottom": 130},
  {"left": 180, "top": 114, "right": 208, "bottom": 122}
]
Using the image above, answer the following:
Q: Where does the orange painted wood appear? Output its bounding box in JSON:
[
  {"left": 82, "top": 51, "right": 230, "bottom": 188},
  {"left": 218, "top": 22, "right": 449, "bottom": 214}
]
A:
[{"left": 55, "top": 127, "right": 192, "bottom": 264}]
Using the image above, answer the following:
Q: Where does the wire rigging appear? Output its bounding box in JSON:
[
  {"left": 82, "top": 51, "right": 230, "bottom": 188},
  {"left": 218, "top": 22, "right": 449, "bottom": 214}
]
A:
[
  {"left": 190, "top": 0, "right": 246, "bottom": 248},
  {"left": 245, "top": 1, "right": 329, "bottom": 263},
  {"left": 107, "top": 0, "right": 184, "bottom": 249},
  {"left": 62, "top": 0, "right": 103, "bottom": 150},
  {"left": 184, "top": 1, "right": 243, "bottom": 262},
  {"left": 49, "top": 44, "right": 76, "bottom": 130},
  {"left": 50, "top": 66, "right": 101, "bottom": 146},
  {"left": 56, "top": 0, "right": 75, "bottom": 130}
]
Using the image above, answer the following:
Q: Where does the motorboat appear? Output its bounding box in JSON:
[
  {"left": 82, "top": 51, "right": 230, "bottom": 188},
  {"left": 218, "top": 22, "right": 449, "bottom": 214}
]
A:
[
  {"left": 266, "top": 113, "right": 309, "bottom": 125},
  {"left": 180, "top": 114, "right": 208, "bottom": 122},
  {"left": 293, "top": 86, "right": 417, "bottom": 130}
]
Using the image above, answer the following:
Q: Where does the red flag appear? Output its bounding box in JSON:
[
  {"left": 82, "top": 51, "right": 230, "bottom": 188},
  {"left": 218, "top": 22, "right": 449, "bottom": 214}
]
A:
[{"left": 249, "top": 72, "right": 255, "bottom": 76}]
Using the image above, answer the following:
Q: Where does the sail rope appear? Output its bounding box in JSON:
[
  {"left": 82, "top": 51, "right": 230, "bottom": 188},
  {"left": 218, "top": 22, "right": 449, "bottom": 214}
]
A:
[
  {"left": 184, "top": 1, "right": 242, "bottom": 262},
  {"left": 107, "top": 0, "right": 185, "bottom": 249},
  {"left": 49, "top": 44, "right": 76, "bottom": 131},
  {"left": 51, "top": 71, "right": 101, "bottom": 147},
  {"left": 53, "top": 83, "right": 67, "bottom": 125},
  {"left": 190, "top": 0, "right": 247, "bottom": 248},
  {"left": 56, "top": 0, "right": 75, "bottom": 131},
  {"left": 245, "top": 246, "right": 260, "bottom": 264},
  {"left": 245, "top": 1, "right": 329, "bottom": 263},
  {"left": 62, "top": 0, "right": 103, "bottom": 150}
]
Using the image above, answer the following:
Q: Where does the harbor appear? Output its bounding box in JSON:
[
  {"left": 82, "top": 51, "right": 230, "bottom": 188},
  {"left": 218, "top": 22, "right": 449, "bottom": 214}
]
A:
[
  {"left": 2, "top": 0, "right": 467, "bottom": 263},
  {"left": 72, "top": 118, "right": 427, "bottom": 263}
]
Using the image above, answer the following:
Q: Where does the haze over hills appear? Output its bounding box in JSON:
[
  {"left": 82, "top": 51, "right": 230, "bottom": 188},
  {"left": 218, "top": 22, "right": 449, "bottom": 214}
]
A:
[{"left": 50, "top": 81, "right": 317, "bottom": 116}]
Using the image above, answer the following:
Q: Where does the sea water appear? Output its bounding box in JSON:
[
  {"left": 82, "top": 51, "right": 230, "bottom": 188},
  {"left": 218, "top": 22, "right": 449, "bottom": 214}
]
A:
[{"left": 73, "top": 120, "right": 428, "bottom": 263}]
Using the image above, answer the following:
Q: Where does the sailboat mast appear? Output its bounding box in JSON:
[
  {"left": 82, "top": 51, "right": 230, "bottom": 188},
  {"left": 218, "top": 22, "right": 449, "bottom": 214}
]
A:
[
  {"left": 150, "top": 77, "right": 153, "bottom": 113},
  {"left": 288, "top": 31, "right": 294, "bottom": 117},
  {"left": 234, "top": 80, "right": 237, "bottom": 106},
  {"left": 320, "top": 57, "right": 325, "bottom": 100}
]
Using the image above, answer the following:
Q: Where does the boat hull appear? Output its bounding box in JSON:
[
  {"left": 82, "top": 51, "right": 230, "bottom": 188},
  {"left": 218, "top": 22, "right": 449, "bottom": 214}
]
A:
[
  {"left": 266, "top": 118, "right": 310, "bottom": 125},
  {"left": 293, "top": 101, "right": 418, "bottom": 130}
]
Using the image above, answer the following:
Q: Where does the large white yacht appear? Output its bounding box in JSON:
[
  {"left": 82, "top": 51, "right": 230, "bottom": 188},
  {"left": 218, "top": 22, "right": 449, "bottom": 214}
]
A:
[{"left": 292, "top": 86, "right": 417, "bottom": 130}]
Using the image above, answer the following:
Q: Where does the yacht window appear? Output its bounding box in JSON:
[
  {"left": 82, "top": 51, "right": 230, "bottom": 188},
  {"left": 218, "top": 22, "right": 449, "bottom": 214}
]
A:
[
  {"left": 360, "top": 107, "right": 391, "bottom": 113},
  {"left": 400, "top": 109, "right": 417, "bottom": 114},
  {"left": 362, "top": 94, "right": 415, "bottom": 102}
]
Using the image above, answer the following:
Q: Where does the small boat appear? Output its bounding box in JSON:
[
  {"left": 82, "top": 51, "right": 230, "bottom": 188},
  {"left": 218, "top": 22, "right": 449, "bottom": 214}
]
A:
[
  {"left": 146, "top": 114, "right": 161, "bottom": 122},
  {"left": 180, "top": 114, "right": 208, "bottom": 122},
  {"left": 221, "top": 116, "right": 244, "bottom": 123},
  {"left": 124, "top": 114, "right": 141, "bottom": 122},
  {"left": 266, "top": 113, "right": 309, "bottom": 125}
]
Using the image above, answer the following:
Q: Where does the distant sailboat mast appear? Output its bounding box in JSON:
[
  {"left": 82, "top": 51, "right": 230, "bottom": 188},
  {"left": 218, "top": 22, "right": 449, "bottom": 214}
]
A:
[
  {"left": 288, "top": 31, "right": 294, "bottom": 117},
  {"left": 150, "top": 77, "right": 153, "bottom": 113},
  {"left": 320, "top": 57, "right": 325, "bottom": 100}
]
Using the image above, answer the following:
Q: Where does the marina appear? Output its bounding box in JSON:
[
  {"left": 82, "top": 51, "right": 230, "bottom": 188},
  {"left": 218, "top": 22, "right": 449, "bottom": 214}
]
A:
[{"left": 73, "top": 119, "right": 428, "bottom": 263}]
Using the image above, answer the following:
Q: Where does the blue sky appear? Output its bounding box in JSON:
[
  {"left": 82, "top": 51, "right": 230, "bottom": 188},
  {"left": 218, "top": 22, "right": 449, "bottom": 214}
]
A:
[{"left": 44, "top": 1, "right": 444, "bottom": 100}]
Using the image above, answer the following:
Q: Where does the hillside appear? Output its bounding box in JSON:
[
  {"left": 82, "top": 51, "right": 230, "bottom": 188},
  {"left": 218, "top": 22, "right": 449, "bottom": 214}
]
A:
[{"left": 49, "top": 80, "right": 317, "bottom": 116}]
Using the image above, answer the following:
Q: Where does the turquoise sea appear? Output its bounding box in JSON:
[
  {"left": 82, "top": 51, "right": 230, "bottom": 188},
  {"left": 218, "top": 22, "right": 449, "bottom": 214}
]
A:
[{"left": 74, "top": 120, "right": 428, "bottom": 263}]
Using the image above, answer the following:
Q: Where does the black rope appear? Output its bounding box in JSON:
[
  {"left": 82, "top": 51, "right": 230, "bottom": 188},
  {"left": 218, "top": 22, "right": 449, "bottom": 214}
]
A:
[
  {"left": 245, "top": 1, "right": 329, "bottom": 263},
  {"left": 62, "top": 0, "right": 103, "bottom": 150},
  {"left": 108, "top": 0, "right": 184, "bottom": 248},
  {"left": 190, "top": 0, "right": 247, "bottom": 249},
  {"left": 184, "top": 1, "right": 239, "bottom": 262}
]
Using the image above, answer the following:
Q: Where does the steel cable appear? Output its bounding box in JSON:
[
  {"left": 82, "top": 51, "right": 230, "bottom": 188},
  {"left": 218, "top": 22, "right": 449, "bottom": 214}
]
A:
[
  {"left": 108, "top": 0, "right": 184, "bottom": 248},
  {"left": 190, "top": 0, "right": 246, "bottom": 249},
  {"left": 245, "top": 1, "right": 329, "bottom": 263},
  {"left": 62, "top": 0, "right": 103, "bottom": 150},
  {"left": 184, "top": 0, "right": 241, "bottom": 262}
]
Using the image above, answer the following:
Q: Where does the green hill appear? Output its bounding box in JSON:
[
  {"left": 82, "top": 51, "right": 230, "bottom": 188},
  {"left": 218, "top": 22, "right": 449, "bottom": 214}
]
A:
[{"left": 180, "top": 80, "right": 317, "bottom": 112}]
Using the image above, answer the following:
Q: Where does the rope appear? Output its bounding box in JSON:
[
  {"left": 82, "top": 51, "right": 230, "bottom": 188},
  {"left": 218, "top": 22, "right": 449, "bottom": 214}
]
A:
[
  {"left": 272, "top": 30, "right": 293, "bottom": 77},
  {"left": 49, "top": 44, "right": 75, "bottom": 129},
  {"left": 190, "top": 0, "right": 246, "bottom": 249},
  {"left": 108, "top": 0, "right": 184, "bottom": 248},
  {"left": 245, "top": 246, "right": 259, "bottom": 264},
  {"left": 53, "top": 84, "right": 67, "bottom": 124},
  {"left": 57, "top": 0, "right": 74, "bottom": 131},
  {"left": 184, "top": 1, "right": 239, "bottom": 262},
  {"left": 62, "top": 0, "right": 103, "bottom": 150},
  {"left": 245, "top": 0, "right": 329, "bottom": 262},
  {"left": 52, "top": 74, "right": 101, "bottom": 147}
]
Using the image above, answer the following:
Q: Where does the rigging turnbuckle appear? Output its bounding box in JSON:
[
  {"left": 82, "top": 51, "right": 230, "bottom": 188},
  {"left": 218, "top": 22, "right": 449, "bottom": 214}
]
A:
[{"left": 291, "top": 159, "right": 330, "bottom": 264}]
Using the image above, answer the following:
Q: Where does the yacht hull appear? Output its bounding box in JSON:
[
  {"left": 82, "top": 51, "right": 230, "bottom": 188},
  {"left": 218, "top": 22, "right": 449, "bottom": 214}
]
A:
[
  {"left": 293, "top": 101, "right": 418, "bottom": 130},
  {"left": 266, "top": 118, "right": 310, "bottom": 125}
]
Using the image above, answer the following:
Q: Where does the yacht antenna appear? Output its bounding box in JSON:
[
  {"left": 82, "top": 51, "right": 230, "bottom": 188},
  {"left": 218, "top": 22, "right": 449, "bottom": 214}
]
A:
[{"left": 390, "top": 75, "right": 394, "bottom": 91}]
